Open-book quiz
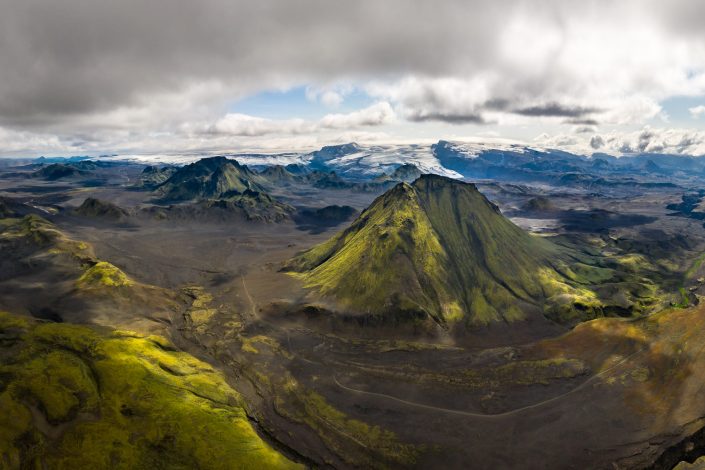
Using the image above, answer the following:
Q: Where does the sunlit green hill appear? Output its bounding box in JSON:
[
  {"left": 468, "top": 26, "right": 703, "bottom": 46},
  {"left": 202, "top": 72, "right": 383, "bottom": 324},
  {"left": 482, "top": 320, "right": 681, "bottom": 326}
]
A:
[{"left": 286, "top": 175, "right": 655, "bottom": 326}]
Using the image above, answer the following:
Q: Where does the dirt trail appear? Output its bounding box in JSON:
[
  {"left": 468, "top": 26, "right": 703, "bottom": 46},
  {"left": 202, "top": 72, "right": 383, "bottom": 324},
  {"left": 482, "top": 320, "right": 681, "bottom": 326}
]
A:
[
  {"left": 333, "top": 346, "right": 646, "bottom": 419},
  {"left": 241, "top": 275, "right": 257, "bottom": 317}
]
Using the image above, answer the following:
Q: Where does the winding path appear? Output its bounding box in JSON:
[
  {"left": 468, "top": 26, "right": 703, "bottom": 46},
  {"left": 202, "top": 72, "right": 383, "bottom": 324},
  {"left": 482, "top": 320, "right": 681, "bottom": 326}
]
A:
[{"left": 333, "top": 347, "right": 646, "bottom": 419}]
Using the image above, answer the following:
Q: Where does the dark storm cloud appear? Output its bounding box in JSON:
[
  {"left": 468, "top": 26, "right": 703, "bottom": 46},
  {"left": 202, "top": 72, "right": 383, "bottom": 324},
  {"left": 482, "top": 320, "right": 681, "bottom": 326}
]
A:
[
  {"left": 406, "top": 111, "right": 487, "bottom": 125},
  {"left": 590, "top": 135, "right": 605, "bottom": 149},
  {"left": 1, "top": 0, "right": 704, "bottom": 154},
  {"left": 514, "top": 103, "right": 601, "bottom": 118},
  {"left": 406, "top": 99, "right": 600, "bottom": 125},
  {"left": 0, "top": 0, "right": 507, "bottom": 127},
  {"left": 564, "top": 118, "right": 600, "bottom": 126}
]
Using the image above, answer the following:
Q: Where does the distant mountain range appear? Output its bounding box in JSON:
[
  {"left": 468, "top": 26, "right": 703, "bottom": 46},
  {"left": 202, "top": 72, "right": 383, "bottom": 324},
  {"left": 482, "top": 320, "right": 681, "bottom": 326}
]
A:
[{"left": 37, "top": 140, "right": 705, "bottom": 189}]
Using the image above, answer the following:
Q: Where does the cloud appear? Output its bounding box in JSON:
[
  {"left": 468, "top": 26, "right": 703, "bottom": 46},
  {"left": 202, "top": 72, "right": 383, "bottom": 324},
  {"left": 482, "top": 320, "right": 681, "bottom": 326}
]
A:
[
  {"left": 1, "top": 0, "right": 705, "bottom": 153},
  {"left": 690, "top": 105, "right": 705, "bottom": 119},
  {"left": 367, "top": 77, "right": 493, "bottom": 124},
  {"left": 320, "top": 91, "right": 344, "bottom": 108},
  {"left": 573, "top": 125, "right": 597, "bottom": 134},
  {"left": 535, "top": 126, "right": 705, "bottom": 156},
  {"left": 318, "top": 102, "right": 395, "bottom": 128},
  {"left": 513, "top": 103, "right": 600, "bottom": 118},
  {"left": 305, "top": 86, "right": 351, "bottom": 108},
  {"left": 210, "top": 115, "right": 311, "bottom": 137},
  {"left": 407, "top": 112, "right": 486, "bottom": 124},
  {"left": 590, "top": 135, "right": 605, "bottom": 149},
  {"left": 209, "top": 102, "right": 394, "bottom": 136}
]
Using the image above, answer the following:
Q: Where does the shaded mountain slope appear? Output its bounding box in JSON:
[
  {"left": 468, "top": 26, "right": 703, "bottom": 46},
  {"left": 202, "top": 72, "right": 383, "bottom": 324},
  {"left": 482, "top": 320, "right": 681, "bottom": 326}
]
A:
[
  {"left": 522, "top": 196, "right": 556, "bottom": 212},
  {"left": 74, "top": 197, "right": 129, "bottom": 220},
  {"left": 141, "top": 190, "right": 295, "bottom": 223},
  {"left": 375, "top": 164, "right": 423, "bottom": 183},
  {"left": 33, "top": 163, "right": 90, "bottom": 180},
  {"left": 0, "top": 197, "right": 23, "bottom": 218},
  {"left": 155, "top": 157, "right": 265, "bottom": 202},
  {"left": 258, "top": 165, "right": 299, "bottom": 184},
  {"left": 134, "top": 165, "right": 178, "bottom": 189}
]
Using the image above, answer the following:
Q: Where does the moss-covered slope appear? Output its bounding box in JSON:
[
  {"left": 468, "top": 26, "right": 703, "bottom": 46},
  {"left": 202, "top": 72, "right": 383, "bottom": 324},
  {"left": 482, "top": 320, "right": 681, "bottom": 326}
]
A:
[
  {"left": 0, "top": 311, "right": 300, "bottom": 469},
  {"left": 286, "top": 175, "right": 638, "bottom": 326},
  {"left": 286, "top": 175, "right": 556, "bottom": 324},
  {"left": 133, "top": 165, "right": 177, "bottom": 189}
]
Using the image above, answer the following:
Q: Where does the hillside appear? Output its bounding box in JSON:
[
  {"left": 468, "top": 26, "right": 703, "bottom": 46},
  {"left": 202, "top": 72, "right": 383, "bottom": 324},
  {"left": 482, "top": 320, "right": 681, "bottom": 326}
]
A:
[
  {"left": 257, "top": 165, "right": 299, "bottom": 184},
  {"left": 155, "top": 157, "right": 266, "bottom": 202},
  {"left": 134, "top": 165, "right": 178, "bottom": 189},
  {"left": 522, "top": 196, "right": 556, "bottom": 212},
  {"left": 141, "top": 190, "right": 294, "bottom": 223},
  {"left": 74, "top": 197, "right": 129, "bottom": 219},
  {"left": 33, "top": 163, "right": 90, "bottom": 180},
  {"left": 286, "top": 175, "right": 575, "bottom": 325},
  {"left": 0, "top": 311, "right": 299, "bottom": 469},
  {"left": 0, "top": 215, "right": 182, "bottom": 332},
  {"left": 284, "top": 174, "right": 663, "bottom": 327}
]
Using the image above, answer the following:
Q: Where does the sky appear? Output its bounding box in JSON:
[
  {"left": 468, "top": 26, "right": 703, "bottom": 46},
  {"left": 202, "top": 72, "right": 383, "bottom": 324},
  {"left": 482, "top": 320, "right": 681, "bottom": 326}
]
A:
[{"left": 2, "top": 0, "right": 705, "bottom": 157}]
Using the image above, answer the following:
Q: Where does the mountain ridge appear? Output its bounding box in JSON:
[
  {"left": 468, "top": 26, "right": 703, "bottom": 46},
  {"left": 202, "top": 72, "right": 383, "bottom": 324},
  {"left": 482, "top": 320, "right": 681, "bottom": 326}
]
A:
[
  {"left": 285, "top": 174, "right": 571, "bottom": 325},
  {"left": 155, "top": 156, "right": 266, "bottom": 202}
]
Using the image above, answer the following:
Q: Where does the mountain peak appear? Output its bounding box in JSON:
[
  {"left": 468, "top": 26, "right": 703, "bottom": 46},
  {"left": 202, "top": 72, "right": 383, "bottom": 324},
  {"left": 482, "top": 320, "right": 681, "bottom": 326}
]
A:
[
  {"left": 285, "top": 175, "right": 565, "bottom": 326},
  {"left": 155, "top": 156, "right": 264, "bottom": 202},
  {"left": 310, "top": 143, "right": 363, "bottom": 167}
]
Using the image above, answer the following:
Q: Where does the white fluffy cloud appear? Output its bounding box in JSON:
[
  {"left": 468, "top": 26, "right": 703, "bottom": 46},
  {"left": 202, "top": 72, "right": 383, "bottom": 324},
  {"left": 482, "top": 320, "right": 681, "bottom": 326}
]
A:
[
  {"left": 690, "top": 105, "right": 705, "bottom": 119},
  {"left": 209, "top": 102, "right": 394, "bottom": 137},
  {"left": 535, "top": 126, "right": 705, "bottom": 156},
  {"left": 306, "top": 87, "right": 348, "bottom": 108}
]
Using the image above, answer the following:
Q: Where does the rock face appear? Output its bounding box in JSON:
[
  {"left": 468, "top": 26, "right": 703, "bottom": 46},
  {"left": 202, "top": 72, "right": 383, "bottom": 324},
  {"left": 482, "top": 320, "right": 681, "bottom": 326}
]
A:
[
  {"left": 286, "top": 175, "right": 570, "bottom": 325},
  {"left": 154, "top": 157, "right": 266, "bottom": 202}
]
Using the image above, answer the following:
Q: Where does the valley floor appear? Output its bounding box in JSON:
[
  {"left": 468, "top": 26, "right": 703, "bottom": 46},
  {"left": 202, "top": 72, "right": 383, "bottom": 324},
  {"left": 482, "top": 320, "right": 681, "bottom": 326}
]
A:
[{"left": 2, "top": 163, "right": 705, "bottom": 469}]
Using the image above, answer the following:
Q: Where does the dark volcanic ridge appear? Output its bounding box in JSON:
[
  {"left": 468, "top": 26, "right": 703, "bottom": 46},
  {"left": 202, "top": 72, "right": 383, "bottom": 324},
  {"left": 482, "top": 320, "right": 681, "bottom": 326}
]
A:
[
  {"left": 141, "top": 190, "right": 295, "bottom": 223},
  {"left": 154, "top": 156, "right": 266, "bottom": 202},
  {"left": 74, "top": 197, "right": 129, "bottom": 220}
]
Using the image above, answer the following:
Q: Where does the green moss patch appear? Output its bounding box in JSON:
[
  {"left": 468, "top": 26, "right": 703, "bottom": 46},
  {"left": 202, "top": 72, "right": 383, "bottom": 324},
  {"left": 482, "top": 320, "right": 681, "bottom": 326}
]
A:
[
  {"left": 0, "top": 311, "right": 300, "bottom": 469},
  {"left": 77, "top": 261, "right": 133, "bottom": 288}
]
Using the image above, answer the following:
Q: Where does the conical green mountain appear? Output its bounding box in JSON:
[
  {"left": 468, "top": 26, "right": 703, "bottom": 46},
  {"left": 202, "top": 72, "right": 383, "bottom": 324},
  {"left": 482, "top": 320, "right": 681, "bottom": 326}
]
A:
[
  {"left": 286, "top": 175, "right": 580, "bottom": 325},
  {"left": 155, "top": 157, "right": 265, "bottom": 201}
]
